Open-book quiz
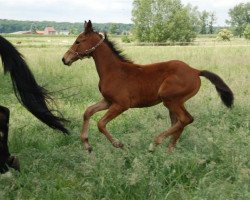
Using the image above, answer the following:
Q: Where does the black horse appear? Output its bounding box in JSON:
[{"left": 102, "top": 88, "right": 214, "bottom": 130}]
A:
[{"left": 0, "top": 35, "right": 68, "bottom": 173}]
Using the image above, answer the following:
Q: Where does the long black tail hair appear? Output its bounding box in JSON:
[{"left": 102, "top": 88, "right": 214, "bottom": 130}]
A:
[
  {"left": 0, "top": 35, "right": 68, "bottom": 134},
  {"left": 200, "top": 70, "right": 234, "bottom": 108}
]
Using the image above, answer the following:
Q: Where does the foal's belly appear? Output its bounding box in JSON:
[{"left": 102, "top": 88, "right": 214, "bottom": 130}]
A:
[
  {"left": 132, "top": 100, "right": 162, "bottom": 108},
  {"left": 130, "top": 94, "right": 162, "bottom": 108},
  {"left": 128, "top": 79, "right": 163, "bottom": 108}
]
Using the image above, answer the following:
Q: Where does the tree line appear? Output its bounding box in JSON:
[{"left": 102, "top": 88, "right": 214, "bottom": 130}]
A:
[{"left": 0, "top": 19, "right": 133, "bottom": 35}]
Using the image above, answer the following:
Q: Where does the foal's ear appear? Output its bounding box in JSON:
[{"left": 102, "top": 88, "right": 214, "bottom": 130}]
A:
[{"left": 84, "top": 20, "right": 93, "bottom": 33}]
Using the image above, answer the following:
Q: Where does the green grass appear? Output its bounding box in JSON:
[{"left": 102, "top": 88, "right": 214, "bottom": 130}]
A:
[{"left": 0, "top": 36, "right": 250, "bottom": 200}]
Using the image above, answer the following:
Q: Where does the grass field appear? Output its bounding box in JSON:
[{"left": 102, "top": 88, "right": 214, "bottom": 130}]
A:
[{"left": 0, "top": 35, "right": 250, "bottom": 200}]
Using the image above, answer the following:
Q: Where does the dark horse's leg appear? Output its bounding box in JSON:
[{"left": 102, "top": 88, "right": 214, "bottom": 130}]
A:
[{"left": 0, "top": 106, "right": 20, "bottom": 173}]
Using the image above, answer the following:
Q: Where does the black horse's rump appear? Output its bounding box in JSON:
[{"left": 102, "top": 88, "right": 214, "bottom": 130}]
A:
[
  {"left": 0, "top": 106, "right": 10, "bottom": 173},
  {"left": 0, "top": 35, "right": 69, "bottom": 133},
  {"left": 0, "top": 106, "right": 20, "bottom": 173}
]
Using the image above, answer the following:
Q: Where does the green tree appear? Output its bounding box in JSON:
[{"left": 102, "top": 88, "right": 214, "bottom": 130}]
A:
[
  {"left": 132, "top": 0, "right": 153, "bottom": 42},
  {"left": 185, "top": 4, "right": 201, "bottom": 33},
  {"left": 109, "top": 23, "right": 118, "bottom": 34},
  {"left": 243, "top": 24, "right": 250, "bottom": 40},
  {"left": 227, "top": 3, "right": 250, "bottom": 37},
  {"left": 208, "top": 12, "right": 217, "bottom": 34},
  {"left": 166, "top": 8, "right": 196, "bottom": 42},
  {"left": 132, "top": 0, "right": 196, "bottom": 43},
  {"left": 30, "top": 23, "right": 37, "bottom": 33},
  {"left": 199, "top": 10, "right": 209, "bottom": 34},
  {"left": 69, "top": 28, "right": 79, "bottom": 35}
]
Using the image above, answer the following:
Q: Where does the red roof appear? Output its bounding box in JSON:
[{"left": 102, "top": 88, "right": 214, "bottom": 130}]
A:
[
  {"left": 44, "top": 27, "right": 56, "bottom": 32},
  {"left": 36, "top": 31, "right": 45, "bottom": 34}
]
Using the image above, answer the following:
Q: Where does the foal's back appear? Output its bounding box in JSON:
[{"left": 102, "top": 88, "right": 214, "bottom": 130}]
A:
[{"left": 117, "top": 60, "right": 200, "bottom": 108}]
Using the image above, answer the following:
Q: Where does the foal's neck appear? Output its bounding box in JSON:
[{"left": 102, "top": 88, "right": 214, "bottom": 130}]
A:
[{"left": 92, "top": 43, "right": 122, "bottom": 80}]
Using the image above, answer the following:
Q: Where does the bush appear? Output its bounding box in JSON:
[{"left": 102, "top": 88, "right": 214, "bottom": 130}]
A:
[
  {"left": 121, "top": 35, "right": 132, "bottom": 43},
  {"left": 217, "top": 29, "right": 233, "bottom": 41}
]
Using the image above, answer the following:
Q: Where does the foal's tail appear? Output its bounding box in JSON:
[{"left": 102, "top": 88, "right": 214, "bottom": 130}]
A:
[
  {"left": 200, "top": 70, "right": 234, "bottom": 108},
  {"left": 0, "top": 35, "right": 69, "bottom": 134}
]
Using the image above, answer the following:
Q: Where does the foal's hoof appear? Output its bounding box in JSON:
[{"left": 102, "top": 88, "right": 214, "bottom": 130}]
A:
[
  {"left": 112, "top": 140, "right": 124, "bottom": 148},
  {"left": 148, "top": 143, "right": 155, "bottom": 152},
  {"left": 167, "top": 145, "right": 175, "bottom": 154},
  {"left": 86, "top": 146, "right": 93, "bottom": 154},
  {"left": 7, "top": 156, "right": 20, "bottom": 171}
]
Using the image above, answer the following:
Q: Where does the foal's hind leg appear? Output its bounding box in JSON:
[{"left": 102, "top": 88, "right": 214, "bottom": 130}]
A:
[
  {"left": 167, "top": 111, "right": 183, "bottom": 152},
  {"left": 80, "top": 99, "right": 110, "bottom": 152},
  {"left": 149, "top": 73, "right": 199, "bottom": 152},
  {"left": 153, "top": 102, "right": 193, "bottom": 152},
  {"left": 167, "top": 107, "right": 193, "bottom": 152}
]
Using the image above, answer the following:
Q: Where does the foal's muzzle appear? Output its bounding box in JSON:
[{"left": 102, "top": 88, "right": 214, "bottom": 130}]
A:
[
  {"left": 62, "top": 57, "right": 66, "bottom": 65},
  {"left": 62, "top": 57, "right": 71, "bottom": 66}
]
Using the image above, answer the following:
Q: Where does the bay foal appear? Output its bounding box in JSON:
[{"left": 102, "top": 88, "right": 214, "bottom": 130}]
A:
[{"left": 62, "top": 21, "right": 234, "bottom": 152}]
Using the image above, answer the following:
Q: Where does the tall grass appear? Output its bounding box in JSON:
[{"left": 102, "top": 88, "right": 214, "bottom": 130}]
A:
[{"left": 0, "top": 36, "right": 249, "bottom": 200}]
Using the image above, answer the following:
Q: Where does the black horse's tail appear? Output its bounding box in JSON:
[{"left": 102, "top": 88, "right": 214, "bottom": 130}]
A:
[
  {"left": 0, "top": 35, "right": 69, "bottom": 134},
  {"left": 200, "top": 70, "right": 234, "bottom": 108}
]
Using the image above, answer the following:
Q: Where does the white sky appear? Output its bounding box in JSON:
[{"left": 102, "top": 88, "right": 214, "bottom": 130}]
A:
[{"left": 0, "top": 0, "right": 248, "bottom": 25}]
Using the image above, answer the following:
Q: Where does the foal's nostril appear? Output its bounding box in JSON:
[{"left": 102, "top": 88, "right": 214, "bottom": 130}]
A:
[
  {"left": 62, "top": 57, "right": 68, "bottom": 65},
  {"left": 62, "top": 57, "right": 71, "bottom": 66}
]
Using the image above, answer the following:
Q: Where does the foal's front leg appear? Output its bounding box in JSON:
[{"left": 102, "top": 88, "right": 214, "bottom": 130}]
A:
[
  {"left": 80, "top": 99, "right": 110, "bottom": 152},
  {"left": 97, "top": 104, "right": 127, "bottom": 148}
]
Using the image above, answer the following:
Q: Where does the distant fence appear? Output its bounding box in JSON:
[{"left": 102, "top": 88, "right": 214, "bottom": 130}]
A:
[{"left": 128, "top": 40, "right": 250, "bottom": 47}]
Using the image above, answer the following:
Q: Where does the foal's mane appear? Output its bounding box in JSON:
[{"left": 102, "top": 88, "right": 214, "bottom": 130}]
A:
[{"left": 102, "top": 33, "right": 133, "bottom": 63}]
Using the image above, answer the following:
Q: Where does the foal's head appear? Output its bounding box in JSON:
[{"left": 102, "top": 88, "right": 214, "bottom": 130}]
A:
[{"left": 62, "top": 20, "right": 104, "bottom": 66}]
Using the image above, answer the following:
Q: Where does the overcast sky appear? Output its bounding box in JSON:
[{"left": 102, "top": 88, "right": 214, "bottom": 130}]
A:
[{"left": 0, "top": 0, "right": 248, "bottom": 25}]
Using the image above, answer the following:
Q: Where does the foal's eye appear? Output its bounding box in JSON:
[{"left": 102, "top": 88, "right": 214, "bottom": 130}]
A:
[{"left": 75, "top": 41, "right": 80, "bottom": 45}]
